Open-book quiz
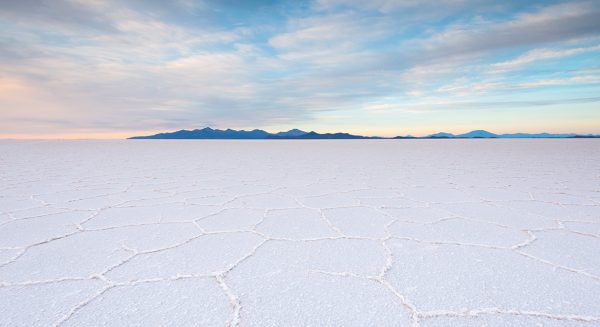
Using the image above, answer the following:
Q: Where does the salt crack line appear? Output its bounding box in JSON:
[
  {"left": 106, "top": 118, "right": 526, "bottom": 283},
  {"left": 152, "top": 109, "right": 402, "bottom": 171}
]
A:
[
  {"left": 216, "top": 274, "right": 241, "bottom": 327},
  {"left": 110, "top": 273, "right": 216, "bottom": 287},
  {"left": 381, "top": 279, "right": 421, "bottom": 327},
  {"left": 510, "top": 230, "right": 537, "bottom": 250},
  {"left": 52, "top": 285, "right": 114, "bottom": 327},
  {"left": 0, "top": 276, "right": 98, "bottom": 288},
  {"left": 0, "top": 231, "right": 80, "bottom": 269},
  {"left": 516, "top": 250, "right": 600, "bottom": 281},
  {"left": 390, "top": 236, "right": 508, "bottom": 250},
  {"left": 419, "top": 307, "right": 600, "bottom": 322},
  {"left": 211, "top": 239, "right": 269, "bottom": 327},
  {"left": 308, "top": 269, "right": 420, "bottom": 327},
  {"left": 292, "top": 195, "right": 346, "bottom": 236}
]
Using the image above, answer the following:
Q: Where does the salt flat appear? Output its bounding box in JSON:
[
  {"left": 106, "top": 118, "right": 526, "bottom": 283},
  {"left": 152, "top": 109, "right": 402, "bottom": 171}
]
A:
[{"left": 0, "top": 139, "right": 599, "bottom": 326}]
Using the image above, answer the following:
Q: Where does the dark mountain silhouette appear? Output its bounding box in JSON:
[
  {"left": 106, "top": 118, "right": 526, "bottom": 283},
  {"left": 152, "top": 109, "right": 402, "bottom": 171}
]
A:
[
  {"left": 129, "top": 127, "right": 271, "bottom": 139},
  {"left": 129, "top": 128, "right": 599, "bottom": 139},
  {"left": 275, "top": 129, "right": 307, "bottom": 137},
  {"left": 427, "top": 132, "right": 455, "bottom": 138},
  {"left": 457, "top": 130, "right": 498, "bottom": 138},
  {"left": 267, "top": 131, "right": 372, "bottom": 139}
]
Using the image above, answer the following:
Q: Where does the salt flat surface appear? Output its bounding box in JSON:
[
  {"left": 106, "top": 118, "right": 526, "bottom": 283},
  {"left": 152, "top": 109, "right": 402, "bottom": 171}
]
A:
[{"left": 0, "top": 139, "right": 599, "bottom": 326}]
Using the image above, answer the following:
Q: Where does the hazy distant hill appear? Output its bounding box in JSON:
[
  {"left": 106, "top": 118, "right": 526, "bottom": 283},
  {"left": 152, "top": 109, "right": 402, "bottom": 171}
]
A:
[
  {"left": 129, "top": 128, "right": 598, "bottom": 139},
  {"left": 427, "top": 130, "right": 499, "bottom": 138},
  {"left": 275, "top": 129, "right": 307, "bottom": 137},
  {"left": 426, "top": 130, "right": 589, "bottom": 139},
  {"left": 500, "top": 132, "right": 577, "bottom": 138},
  {"left": 428, "top": 132, "right": 455, "bottom": 138}
]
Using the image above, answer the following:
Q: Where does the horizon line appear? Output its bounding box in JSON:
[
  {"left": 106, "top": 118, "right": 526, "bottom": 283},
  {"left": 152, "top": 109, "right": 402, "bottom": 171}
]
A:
[{"left": 3, "top": 128, "right": 600, "bottom": 140}]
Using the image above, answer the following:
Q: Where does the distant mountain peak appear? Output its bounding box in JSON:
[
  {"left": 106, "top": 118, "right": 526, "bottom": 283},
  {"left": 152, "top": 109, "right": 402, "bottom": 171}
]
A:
[
  {"left": 457, "top": 130, "right": 498, "bottom": 138},
  {"left": 276, "top": 129, "right": 308, "bottom": 137}
]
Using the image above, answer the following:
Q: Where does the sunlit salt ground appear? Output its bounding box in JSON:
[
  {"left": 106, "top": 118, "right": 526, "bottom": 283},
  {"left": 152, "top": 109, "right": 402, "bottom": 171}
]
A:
[{"left": 1, "top": 139, "right": 599, "bottom": 326}]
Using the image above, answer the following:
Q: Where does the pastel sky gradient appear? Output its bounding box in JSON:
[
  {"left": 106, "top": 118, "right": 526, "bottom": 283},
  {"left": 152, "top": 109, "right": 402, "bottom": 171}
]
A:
[{"left": 1, "top": 0, "right": 600, "bottom": 138}]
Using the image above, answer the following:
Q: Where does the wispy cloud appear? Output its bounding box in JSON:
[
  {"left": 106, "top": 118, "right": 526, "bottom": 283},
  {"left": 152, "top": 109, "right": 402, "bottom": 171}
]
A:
[{"left": 491, "top": 44, "right": 600, "bottom": 72}]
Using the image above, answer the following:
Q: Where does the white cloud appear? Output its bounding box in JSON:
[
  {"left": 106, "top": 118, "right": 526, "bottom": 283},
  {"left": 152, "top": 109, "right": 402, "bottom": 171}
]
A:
[
  {"left": 517, "top": 75, "right": 600, "bottom": 88},
  {"left": 491, "top": 44, "right": 600, "bottom": 72},
  {"left": 413, "top": 2, "right": 600, "bottom": 61}
]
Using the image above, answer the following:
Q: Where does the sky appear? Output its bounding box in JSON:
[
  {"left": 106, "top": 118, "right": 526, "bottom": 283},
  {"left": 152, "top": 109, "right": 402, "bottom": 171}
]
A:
[{"left": 1, "top": 0, "right": 599, "bottom": 138}]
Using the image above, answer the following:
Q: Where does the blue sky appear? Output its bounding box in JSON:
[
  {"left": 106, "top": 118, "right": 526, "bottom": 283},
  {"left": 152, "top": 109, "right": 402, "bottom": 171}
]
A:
[{"left": 1, "top": 0, "right": 599, "bottom": 138}]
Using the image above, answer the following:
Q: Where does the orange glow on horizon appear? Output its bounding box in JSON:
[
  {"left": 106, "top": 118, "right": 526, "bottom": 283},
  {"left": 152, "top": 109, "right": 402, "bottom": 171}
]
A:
[
  {"left": 0, "top": 131, "right": 160, "bottom": 140},
  {"left": 2, "top": 125, "right": 599, "bottom": 140}
]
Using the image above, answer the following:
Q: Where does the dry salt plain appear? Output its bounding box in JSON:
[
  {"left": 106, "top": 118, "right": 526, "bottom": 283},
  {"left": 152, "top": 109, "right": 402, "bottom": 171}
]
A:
[{"left": 1, "top": 139, "right": 599, "bottom": 327}]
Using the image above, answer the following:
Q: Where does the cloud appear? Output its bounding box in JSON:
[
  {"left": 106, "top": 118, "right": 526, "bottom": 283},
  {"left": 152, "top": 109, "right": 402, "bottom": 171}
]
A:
[
  {"left": 315, "top": 0, "right": 486, "bottom": 14},
  {"left": 1, "top": 0, "right": 600, "bottom": 136},
  {"left": 434, "top": 71, "right": 600, "bottom": 97},
  {"left": 517, "top": 75, "right": 600, "bottom": 88},
  {"left": 405, "top": 2, "right": 600, "bottom": 64},
  {"left": 0, "top": 0, "right": 118, "bottom": 34},
  {"left": 363, "top": 96, "right": 600, "bottom": 113},
  {"left": 491, "top": 44, "right": 600, "bottom": 72}
]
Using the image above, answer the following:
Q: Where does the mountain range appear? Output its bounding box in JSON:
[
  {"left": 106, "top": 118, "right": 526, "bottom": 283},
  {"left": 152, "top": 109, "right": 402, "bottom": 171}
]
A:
[
  {"left": 129, "top": 128, "right": 599, "bottom": 139},
  {"left": 422, "top": 130, "right": 585, "bottom": 138}
]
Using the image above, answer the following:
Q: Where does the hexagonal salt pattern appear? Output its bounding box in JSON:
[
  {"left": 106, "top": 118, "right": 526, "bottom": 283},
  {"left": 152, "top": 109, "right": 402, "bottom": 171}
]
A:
[{"left": 0, "top": 139, "right": 599, "bottom": 326}]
